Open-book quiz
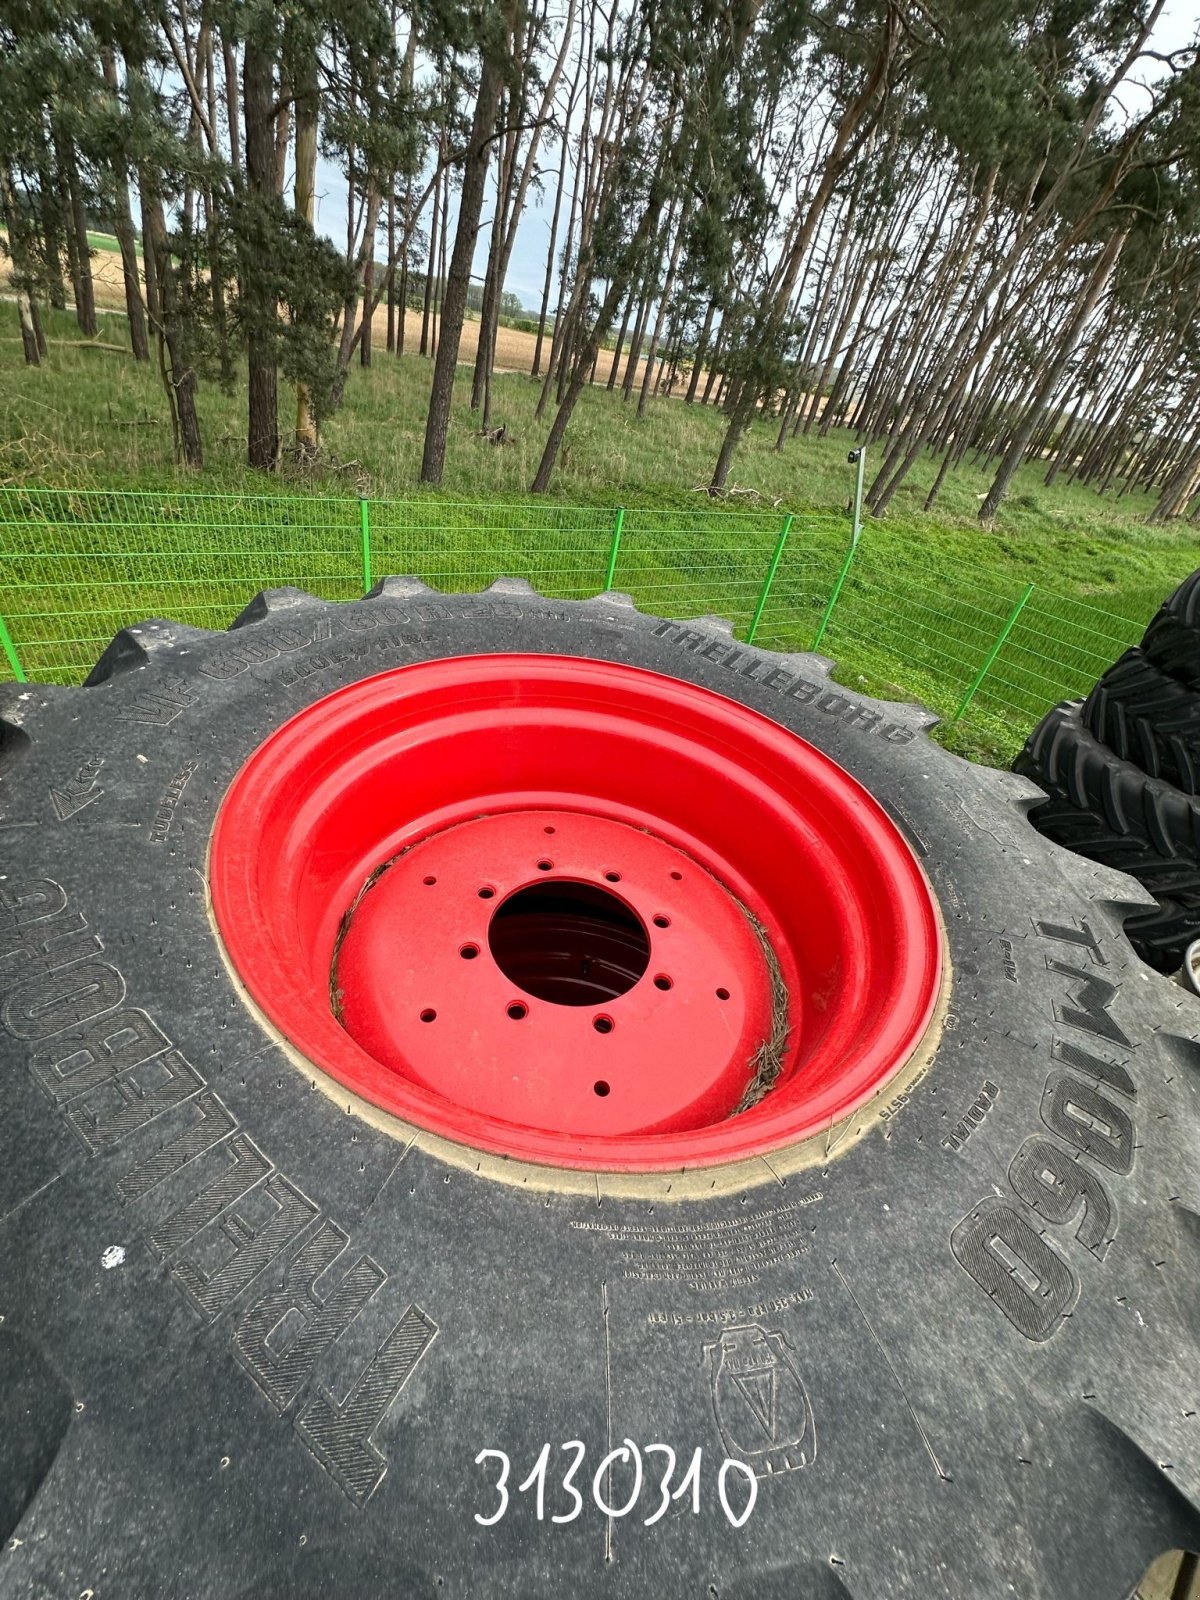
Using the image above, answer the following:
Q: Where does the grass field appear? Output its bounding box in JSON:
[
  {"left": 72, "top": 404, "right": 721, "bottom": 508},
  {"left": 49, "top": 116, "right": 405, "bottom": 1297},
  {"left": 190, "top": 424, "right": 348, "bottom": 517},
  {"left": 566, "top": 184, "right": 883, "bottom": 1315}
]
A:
[
  {"left": 2, "top": 301, "right": 1197, "bottom": 765},
  {"left": 13, "top": 236, "right": 642, "bottom": 384}
]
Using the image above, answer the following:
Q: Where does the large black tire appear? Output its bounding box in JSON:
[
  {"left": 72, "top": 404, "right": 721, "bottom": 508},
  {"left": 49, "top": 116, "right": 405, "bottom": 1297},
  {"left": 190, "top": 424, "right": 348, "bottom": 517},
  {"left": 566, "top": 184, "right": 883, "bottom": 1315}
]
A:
[
  {"left": 1, "top": 581, "right": 1197, "bottom": 1600},
  {"left": 1139, "top": 569, "right": 1200, "bottom": 687},
  {"left": 1140, "top": 610, "right": 1200, "bottom": 690},
  {"left": 1159, "top": 569, "right": 1200, "bottom": 627},
  {"left": 1121, "top": 895, "right": 1200, "bottom": 973},
  {"left": 1084, "top": 649, "right": 1200, "bottom": 795},
  {"left": 1016, "top": 699, "right": 1200, "bottom": 969}
]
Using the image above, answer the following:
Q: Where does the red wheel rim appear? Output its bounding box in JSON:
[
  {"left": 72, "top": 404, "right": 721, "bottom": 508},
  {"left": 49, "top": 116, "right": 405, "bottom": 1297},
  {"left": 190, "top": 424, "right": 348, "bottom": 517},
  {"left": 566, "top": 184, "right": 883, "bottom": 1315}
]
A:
[{"left": 210, "top": 654, "right": 942, "bottom": 1170}]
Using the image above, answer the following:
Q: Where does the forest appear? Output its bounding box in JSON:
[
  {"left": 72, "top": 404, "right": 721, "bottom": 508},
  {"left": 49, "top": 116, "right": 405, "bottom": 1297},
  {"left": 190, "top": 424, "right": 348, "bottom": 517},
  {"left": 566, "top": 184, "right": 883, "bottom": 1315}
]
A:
[{"left": 2, "top": 0, "right": 1199, "bottom": 523}]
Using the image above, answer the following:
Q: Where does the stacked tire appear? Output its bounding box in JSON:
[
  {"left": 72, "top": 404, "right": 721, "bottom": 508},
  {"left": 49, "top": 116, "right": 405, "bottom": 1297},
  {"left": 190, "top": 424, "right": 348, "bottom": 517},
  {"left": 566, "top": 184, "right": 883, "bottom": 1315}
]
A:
[{"left": 1016, "top": 569, "right": 1200, "bottom": 973}]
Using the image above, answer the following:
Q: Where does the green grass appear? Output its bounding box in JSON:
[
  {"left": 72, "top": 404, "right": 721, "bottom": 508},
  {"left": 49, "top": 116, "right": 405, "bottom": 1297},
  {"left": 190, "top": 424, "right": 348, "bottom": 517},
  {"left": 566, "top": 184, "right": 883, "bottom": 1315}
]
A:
[
  {"left": 1, "top": 303, "right": 1197, "bottom": 765},
  {"left": 85, "top": 230, "right": 141, "bottom": 257}
]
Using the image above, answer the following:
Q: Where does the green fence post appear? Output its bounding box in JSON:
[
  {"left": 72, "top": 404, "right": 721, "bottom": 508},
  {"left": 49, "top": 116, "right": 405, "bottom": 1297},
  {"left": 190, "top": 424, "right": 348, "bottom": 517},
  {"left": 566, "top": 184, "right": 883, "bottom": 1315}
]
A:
[
  {"left": 811, "top": 537, "right": 858, "bottom": 651},
  {"left": 950, "top": 582, "right": 1035, "bottom": 723},
  {"left": 850, "top": 446, "right": 867, "bottom": 544},
  {"left": 359, "top": 497, "right": 372, "bottom": 594},
  {"left": 604, "top": 507, "right": 625, "bottom": 590},
  {"left": 0, "top": 613, "right": 25, "bottom": 683},
  {"left": 747, "top": 513, "right": 794, "bottom": 644},
  {"left": 811, "top": 449, "right": 868, "bottom": 651}
]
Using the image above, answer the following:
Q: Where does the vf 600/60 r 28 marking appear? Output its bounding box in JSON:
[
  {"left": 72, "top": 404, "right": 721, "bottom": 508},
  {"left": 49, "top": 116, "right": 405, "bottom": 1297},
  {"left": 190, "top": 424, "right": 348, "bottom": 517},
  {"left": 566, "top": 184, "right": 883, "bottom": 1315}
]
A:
[{"left": 473, "top": 1442, "right": 758, "bottom": 1529}]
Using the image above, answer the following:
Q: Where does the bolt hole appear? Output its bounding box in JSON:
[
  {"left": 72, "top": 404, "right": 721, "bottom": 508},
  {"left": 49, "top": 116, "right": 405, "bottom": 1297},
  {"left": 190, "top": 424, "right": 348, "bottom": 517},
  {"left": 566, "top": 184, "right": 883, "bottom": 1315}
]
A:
[
  {"left": 423, "top": 875, "right": 436, "bottom": 886},
  {"left": 716, "top": 987, "right": 730, "bottom": 1000},
  {"left": 604, "top": 870, "right": 621, "bottom": 882},
  {"left": 593, "top": 1015, "right": 614, "bottom": 1034},
  {"left": 653, "top": 914, "right": 670, "bottom": 929},
  {"left": 654, "top": 974, "right": 672, "bottom": 991},
  {"left": 594, "top": 1080, "right": 611, "bottom": 1096},
  {"left": 478, "top": 886, "right": 495, "bottom": 899},
  {"left": 460, "top": 944, "right": 479, "bottom": 960},
  {"left": 670, "top": 870, "right": 683, "bottom": 880},
  {"left": 420, "top": 1008, "right": 437, "bottom": 1023},
  {"left": 543, "top": 825, "right": 556, "bottom": 834},
  {"left": 507, "top": 1002, "right": 528, "bottom": 1020},
  {"left": 537, "top": 859, "right": 553, "bottom": 871}
]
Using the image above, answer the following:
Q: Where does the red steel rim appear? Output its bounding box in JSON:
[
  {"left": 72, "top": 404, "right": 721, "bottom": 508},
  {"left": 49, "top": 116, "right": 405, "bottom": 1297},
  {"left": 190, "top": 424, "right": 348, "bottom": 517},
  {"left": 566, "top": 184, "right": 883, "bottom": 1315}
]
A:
[{"left": 209, "top": 654, "right": 942, "bottom": 1170}]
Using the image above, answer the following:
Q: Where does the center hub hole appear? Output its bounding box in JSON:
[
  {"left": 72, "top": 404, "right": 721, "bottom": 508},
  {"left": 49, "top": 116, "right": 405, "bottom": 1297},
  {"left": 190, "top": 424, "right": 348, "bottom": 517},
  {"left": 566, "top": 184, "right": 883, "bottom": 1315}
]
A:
[{"left": 488, "top": 880, "right": 651, "bottom": 1006}]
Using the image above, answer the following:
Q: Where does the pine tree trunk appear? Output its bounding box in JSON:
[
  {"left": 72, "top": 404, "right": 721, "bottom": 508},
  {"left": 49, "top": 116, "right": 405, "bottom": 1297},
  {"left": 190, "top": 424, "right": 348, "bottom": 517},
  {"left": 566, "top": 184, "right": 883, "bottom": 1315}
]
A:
[
  {"left": 145, "top": 187, "right": 203, "bottom": 467},
  {"left": 361, "top": 203, "right": 377, "bottom": 367},
  {"left": 0, "top": 164, "right": 41, "bottom": 365},
  {"left": 621, "top": 262, "right": 657, "bottom": 402},
  {"left": 702, "top": 322, "right": 726, "bottom": 404},
  {"left": 293, "top": 49, "right": 319, "bottom": 455},
  {"left": 112, "top": 178, "right": 149, "bottom": 360},
  {"left": 397, "top": 226, "right": 409, "bottom": 356},
  {"left": 979, "top": 230, "right": 1127, "bottom": 523},
  {"left": 36, "top": 134, "right": 67, "bottom": 310},
  {"left": 133, "top": 177, "right": 159, "bottom": 341},
  {"left": 637, "top": 208, "right": 685, "bottom": 419},
  {"left": 531, "top": 194, "right": 659, "bottom": 493},
  {"left": 607, "top": 293, "right": 634, "bottom": 389},
  {"left": 243, "top": 35, "right": 279, "bottom": 470},
  {"left": 386, "top": 192, "right": 396, "bottom": 353},
  {"left": 30, "top": 297, "right": 47, "bottom": 358},
  {"left": 686, "top": 300, "right": 716, "bottom": 403},
  {"left": 274, "top": 95, "right": 291, "bottom": 196},
  {"left": 1148, "top": 428, "right": 1200, "bottom": 524},
  {"left": 100, "top": 50, "right": 149, "bottom": 361},
  {"left": 711, "top": 14, "right": 899, "bottom": 492},
  {"left": 420, "top": 161, "right": 441, "bottom": 356},
  {"left": 421, "top": 10, "right": 514, "bottom": 484},
  {"left": 56, "top": 131, "right": 97, "bottom": 336},
  {"left": 532, "top": 140, "right": 571, "bottom": 377},
  {"left": 221, "top": 37, "right": 241, "bottom": 166},
  {"left": 472, "top": 104, "right": 509, "bottom": 410},
  {"left": 69, "top": 160, "right": 97, "bottom": 337},
  {"left": 433, "top": 161, "right": 449, "bottom": 358}
]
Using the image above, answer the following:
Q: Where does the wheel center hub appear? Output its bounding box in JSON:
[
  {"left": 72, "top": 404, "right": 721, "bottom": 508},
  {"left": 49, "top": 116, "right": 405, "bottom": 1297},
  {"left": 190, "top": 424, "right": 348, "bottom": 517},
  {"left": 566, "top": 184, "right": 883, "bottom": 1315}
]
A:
[{"left": 334, "top": 810, "right": 776, "bottom": 1136}]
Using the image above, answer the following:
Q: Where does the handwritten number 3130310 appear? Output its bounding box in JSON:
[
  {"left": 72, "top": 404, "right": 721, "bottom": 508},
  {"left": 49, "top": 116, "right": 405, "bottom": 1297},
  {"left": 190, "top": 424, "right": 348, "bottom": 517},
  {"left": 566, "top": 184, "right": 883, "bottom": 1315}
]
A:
[{"left": 473, "top": 1441, "right": 758, "bottom": 1528}]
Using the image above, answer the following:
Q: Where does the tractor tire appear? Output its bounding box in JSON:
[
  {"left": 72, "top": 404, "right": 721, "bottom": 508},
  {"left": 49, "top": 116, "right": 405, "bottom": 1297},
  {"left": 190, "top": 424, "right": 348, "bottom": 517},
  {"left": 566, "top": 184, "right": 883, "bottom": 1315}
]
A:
[
  {"left": 1120, "top": 895, "right": 1200, "bottom": 974},
  {"left": 1141, "top": 611, "right": 1200, "bottom": 690},
  {"left": 1140, "top": 569, "right": 1200, "bottom": 687},
  {"left": 0, "top": 581, "right": 1196, "bottom": 1600},
  {"left": 1015, "top": 698, "right": 1200, "bottom": 971},
  {"left": 1159, "top": 568, "right": 1200, "bottom": 628},
  {"left": 1083, "top": 649, "right": 1200, "bottom": 794}
]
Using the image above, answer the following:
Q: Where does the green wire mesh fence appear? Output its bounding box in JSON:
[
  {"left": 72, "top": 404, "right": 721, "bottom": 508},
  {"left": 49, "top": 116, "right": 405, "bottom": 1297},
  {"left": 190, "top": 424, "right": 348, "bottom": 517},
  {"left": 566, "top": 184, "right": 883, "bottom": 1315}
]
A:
[
  {"left": 0, "top": 489, "right": 362, "bottom": 684},
  {"left": 0, "top": 486, "right": 1155, "bottom": 764}
]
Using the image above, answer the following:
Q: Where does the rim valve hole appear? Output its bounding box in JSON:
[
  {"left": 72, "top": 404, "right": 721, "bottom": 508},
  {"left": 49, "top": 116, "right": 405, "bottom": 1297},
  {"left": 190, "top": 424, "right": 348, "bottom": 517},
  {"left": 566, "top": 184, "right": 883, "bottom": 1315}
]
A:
[
  {"left": 420, "top": 1008, "right": 437, "bottom": 1023},
  {"left": 716, "top": 987, "right": 730, "bottom": 1001},
  {"left": 653, "top": 974, "right": 672, "bottom": 991},
  {"left": 593, "top": 1015, "right": 614, "bottom": 1034},
  {"left": 594, "top": 1080, "right": 611, "bottom": 1097},
  {"left": 507, "top": 1002, "right": 528, "bottom": 1021},
  {"left": 653, "top": 914, "right": 670, "bottom": 929},
  {"left": 460, "top": 944, "right": 479, "bottom": 960}
]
